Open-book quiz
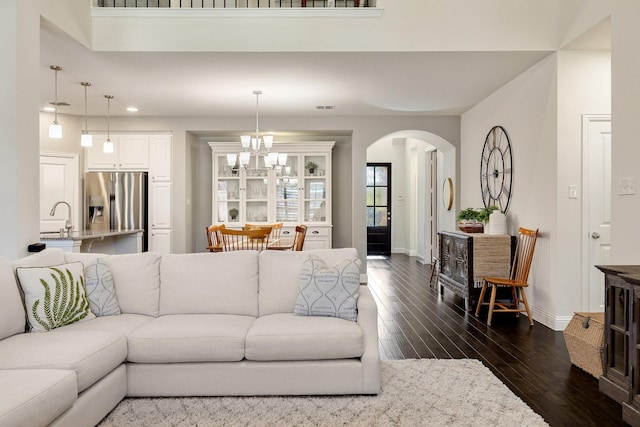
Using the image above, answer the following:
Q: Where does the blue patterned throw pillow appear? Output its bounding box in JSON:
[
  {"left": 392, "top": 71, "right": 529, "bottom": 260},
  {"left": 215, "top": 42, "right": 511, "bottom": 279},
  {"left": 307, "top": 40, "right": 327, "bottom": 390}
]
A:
[
  {"left": 84, "top": 259, "right": 121, "bottom": 316},
  {"left": 294, "top": 255, "right": 361, "bottom": 321}
]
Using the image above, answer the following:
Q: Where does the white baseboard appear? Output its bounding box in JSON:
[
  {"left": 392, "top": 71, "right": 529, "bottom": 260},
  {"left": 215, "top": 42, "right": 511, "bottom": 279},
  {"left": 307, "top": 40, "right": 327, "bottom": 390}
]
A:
[{"left": 531, "top": 306, "right": 572, "bottom": 331}]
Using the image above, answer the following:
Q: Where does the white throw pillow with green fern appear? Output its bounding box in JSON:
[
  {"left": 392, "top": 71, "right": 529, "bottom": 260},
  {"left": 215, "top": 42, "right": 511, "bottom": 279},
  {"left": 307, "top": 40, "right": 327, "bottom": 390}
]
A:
[{"left": 16, "top": 262, "right": 95, "bottom": 332}]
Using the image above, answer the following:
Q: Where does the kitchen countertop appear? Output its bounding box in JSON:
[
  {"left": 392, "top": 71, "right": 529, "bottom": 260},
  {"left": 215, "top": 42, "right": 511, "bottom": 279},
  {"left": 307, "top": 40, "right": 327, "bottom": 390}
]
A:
[{"left": 40, "top": 229, "right": 143, "bottom": 241}]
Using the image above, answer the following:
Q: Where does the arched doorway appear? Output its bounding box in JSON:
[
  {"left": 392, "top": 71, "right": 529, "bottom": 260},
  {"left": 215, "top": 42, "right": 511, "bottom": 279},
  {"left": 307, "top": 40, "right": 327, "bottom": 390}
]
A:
[{"left": 366, "top": 130, "right": 456, "bottom": 263}]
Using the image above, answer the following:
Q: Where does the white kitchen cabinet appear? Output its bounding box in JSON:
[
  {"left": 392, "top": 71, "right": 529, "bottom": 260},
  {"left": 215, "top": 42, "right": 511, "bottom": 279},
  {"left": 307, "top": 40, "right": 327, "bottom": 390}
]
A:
[
  {"left": 149, "top": 182, "right": 172, "bottom": 253},
  {"left": 150, "top": 182, "right": 172, "bottom": 229},
  {"left": 150, "top": 135, "right": 172, "bottom": 182},
  {"left": 85, "top": 135, "right": 150, "bottom": 170},
  {"left": 209, "top": 141, "right": 334, "bottom": 249},
  {"left": 150, "top": 229, "right": 172, "bottom": 254}
]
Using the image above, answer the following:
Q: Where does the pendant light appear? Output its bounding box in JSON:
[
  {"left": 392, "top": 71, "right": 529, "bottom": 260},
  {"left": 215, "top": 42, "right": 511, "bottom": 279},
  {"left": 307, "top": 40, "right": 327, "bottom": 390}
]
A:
[
  {"left": 48, "top": 65, "right": 63, "bottom": 139},
  {"left": 103, "top": 95, "right": 114, "bottom": 153},
  {"left": 228, "top": 90, "right": 285, "bottom": 171},
  {"left": 80, "top": 82, "right": 93, "bottom": 147}
]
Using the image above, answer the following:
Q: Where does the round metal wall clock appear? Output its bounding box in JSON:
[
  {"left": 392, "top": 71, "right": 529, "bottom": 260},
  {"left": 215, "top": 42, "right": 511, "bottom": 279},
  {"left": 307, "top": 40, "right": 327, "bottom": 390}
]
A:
[{"left": 480, "top": 125, "right": 513, "bottom": 213}]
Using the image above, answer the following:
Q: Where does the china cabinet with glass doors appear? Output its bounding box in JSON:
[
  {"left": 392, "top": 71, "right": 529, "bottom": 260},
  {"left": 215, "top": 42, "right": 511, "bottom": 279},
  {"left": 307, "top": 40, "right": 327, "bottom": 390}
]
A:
[{"left": 208, "top": 141, "right": 334, "bottom": 249}]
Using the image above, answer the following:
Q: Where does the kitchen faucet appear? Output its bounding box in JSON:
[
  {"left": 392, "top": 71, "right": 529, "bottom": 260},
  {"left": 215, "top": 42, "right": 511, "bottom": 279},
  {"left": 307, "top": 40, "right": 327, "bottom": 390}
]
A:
[{"left": 50, "top": 201, "right": 73, "bottom": 235}]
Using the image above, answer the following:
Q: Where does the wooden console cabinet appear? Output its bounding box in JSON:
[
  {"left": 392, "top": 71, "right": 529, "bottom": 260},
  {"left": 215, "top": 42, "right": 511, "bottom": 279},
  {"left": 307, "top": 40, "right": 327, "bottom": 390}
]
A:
[
  {"left": 597, "top": 265, "right": 640, "bottom": 426},
  {"left": 437, "top": 231, "right": 515, "bottom": 311}
]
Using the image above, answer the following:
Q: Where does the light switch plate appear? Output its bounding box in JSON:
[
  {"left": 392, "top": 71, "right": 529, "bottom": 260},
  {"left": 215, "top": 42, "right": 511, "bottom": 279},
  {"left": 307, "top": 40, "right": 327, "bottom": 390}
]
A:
[
  {"left": 569, "top": 185, "right": 578, "bottom": 199},
  {"left": 619, "top": 177, "right": 636, "bottom": 195}
]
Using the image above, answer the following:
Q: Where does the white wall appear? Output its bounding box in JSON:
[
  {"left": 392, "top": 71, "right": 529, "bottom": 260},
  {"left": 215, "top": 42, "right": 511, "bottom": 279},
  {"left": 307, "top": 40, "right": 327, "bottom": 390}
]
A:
[
  {"left": 556, "top": 49, "right": 611, "bottom": 320},
  {"left": 462, "top": 54, "right": 559, "bottom": 328},
  {"left": 0, "top": 1, "right": 40, "bottom": 259},
  {"left": 461, "top": 48, "right": 611, "bottom": 330},
  {"left": 610, "top": 1, "right": 640, "bottom": 264}
]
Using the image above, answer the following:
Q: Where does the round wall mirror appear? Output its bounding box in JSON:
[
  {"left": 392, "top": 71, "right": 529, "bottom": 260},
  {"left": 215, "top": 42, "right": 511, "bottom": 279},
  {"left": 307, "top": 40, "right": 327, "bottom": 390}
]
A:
[{"left": 442, "top": 177, "right": 453, "bottom": 211}]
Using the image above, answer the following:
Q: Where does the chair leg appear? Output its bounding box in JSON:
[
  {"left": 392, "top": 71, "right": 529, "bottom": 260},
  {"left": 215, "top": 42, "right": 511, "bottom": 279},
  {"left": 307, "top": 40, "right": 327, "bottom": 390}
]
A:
[
  {"left": 512, "top": 287, "right": 519, "bottom": 317},
  {"left": 487, "top": 284, "right": 498, "bottom": 326},
  {"left": 475, "top": 281, "right": 488, "bottom": 317},
  {"left": 519, "top": 288, "right": 534, "bottom": 326}
]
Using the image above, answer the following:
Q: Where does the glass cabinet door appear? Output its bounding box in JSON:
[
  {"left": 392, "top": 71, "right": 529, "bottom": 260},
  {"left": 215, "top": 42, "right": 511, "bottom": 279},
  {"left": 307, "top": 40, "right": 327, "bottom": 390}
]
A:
[
  {"left": 215, "top": 155, "right": 240, "bottom": 224},
  {"left": 303, "top": 155, "right": 328, "bottom": 223},
  {"left": 275, "top": 155, "right": 300, "bottom": 222},
  {"left": 244, "top": 169, "right": 269, "bottom": 223}
]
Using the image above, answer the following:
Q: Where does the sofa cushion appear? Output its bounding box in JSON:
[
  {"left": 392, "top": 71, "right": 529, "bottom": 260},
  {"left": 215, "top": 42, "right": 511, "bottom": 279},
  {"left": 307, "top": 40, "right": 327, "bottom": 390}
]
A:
[
  {"left": 159, "top": 252, "right": 259, "bottom": 317},
  {"left": 245, "top": 313, "right": 364, "bottom": 361},
  {"left": 11, "top": 248, "right": 66, "bottom": 270},
  {"left": 128, "top": 314, "right": 256, "bottom": 363},
  {"left": 57, "top": 313, "right": 153, "bottom": 337},
  {"left": 0, "top": 369, "right": 77, "bottom": 427},
  {"left": 258, "top": 248, "right": 359, "bottom": 316},
  {"left": 103, "top": 252, "right": 161, "bottom": 317},
  {"left": 294, "top": 255, "right": 361, "bottom": 321},
  {"left": 0, "top": 331, "right": 126, "bottom": 392},
  {"left": 16, "top": 262, "right": 95, "bottom": 332},
  {"left": 0, "top": 257, "right": 26, "bottom": 340},
  {"left": 84, "top": 259, "right": 121, "bottom": 317}
]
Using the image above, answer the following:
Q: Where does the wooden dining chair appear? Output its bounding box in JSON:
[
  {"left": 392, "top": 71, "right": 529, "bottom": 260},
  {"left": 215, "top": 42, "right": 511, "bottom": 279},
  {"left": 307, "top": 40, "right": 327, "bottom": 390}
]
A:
[
  {"left": 205, "top": 224, "right": 225, "bottom": 252},
  {"left": 268, "top": 225, "right": 307, "bottom": 251},
  {"left": 245, "top": 222, "right": 282, "bottom": 244},
  {"left": 475, "top": 227, "right": 539, "bottom": 326},
  {"left": 220, "top": 227, "right": 272, "bottom": 252}
]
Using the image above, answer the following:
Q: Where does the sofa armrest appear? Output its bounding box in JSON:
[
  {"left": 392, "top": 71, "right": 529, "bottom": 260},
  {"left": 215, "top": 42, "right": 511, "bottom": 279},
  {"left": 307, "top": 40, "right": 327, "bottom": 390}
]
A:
[{"left": 357, "top": 285, "right": 381, "bottom": 393}]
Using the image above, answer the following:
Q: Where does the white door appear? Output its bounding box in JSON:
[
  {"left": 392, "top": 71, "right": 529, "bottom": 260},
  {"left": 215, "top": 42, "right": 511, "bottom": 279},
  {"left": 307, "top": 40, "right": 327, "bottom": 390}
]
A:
[
  {"left": 583, "top": 114, "right": 611, "bottom": 312},
  {"left": 40, "top": 153, "right": 79, "bottom": 233}
]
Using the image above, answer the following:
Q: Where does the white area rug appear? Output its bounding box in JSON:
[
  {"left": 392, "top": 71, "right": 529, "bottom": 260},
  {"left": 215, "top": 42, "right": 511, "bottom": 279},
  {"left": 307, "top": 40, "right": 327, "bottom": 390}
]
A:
[{"left": 99, "top": 359, "right": 548, "bottom": 426}]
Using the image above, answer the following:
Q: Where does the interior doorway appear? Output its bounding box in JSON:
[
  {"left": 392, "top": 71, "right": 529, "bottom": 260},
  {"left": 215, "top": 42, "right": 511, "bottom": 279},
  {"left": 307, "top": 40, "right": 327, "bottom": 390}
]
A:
[
  {"left": 366, "top": 163, "right": 391, "bottom": 255},
  {"left": 582, "top": 114, "right": 611, "bottom": 312}
]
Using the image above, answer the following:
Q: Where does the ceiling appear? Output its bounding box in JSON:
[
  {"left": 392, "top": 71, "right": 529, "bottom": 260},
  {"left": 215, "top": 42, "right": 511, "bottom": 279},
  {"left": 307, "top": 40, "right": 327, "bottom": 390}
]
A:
[{"left": 39, "top": 17, "right": 606, "bottom": 120}]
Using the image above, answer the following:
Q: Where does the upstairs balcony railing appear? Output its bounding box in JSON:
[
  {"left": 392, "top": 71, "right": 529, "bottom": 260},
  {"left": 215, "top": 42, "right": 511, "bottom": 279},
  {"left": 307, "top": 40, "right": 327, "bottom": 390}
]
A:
[{"left": 96, "top": 0, "right": 375, "bottom": 7}]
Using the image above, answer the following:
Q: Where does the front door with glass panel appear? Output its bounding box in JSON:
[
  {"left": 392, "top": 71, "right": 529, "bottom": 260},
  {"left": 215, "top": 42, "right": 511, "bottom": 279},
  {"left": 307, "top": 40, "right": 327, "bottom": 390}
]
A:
[{"left": 367, "top": 163, "right": 391, "bottom": 255}]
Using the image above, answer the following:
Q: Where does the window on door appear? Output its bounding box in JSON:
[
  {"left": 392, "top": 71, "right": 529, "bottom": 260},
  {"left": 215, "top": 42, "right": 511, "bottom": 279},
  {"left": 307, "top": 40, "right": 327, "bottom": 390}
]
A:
[{"left": 366, "top": 163, "right": 391, "bottom": 255}]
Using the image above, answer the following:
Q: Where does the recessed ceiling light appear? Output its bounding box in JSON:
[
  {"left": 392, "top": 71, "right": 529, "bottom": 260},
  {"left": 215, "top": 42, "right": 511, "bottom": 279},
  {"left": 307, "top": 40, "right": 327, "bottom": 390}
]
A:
[{"left": 126, "top": 106, "right": 139, "bottom": 112}]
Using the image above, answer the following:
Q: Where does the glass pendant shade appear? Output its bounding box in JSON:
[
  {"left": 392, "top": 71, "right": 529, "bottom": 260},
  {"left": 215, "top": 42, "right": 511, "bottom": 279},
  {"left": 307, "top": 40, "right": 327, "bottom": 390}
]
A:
[
  {"left": 103, "top": 95, "right": 114, "bottom": 154},
  {"left": 103, "top": 139, "right": 114, "bottom": 153},
  {"left": 240, "top": 135, "right": 251, "bottom": 149},
  {"left": 227, "top": 153, "right": 237, "bottom": 167},
  {"left": 263, "top": 135, "right": 273, "bottom": 149},
  {"left": 81, "top": 132, "right": 93, "bottom": 147},
  {"left": 49, "top": 66, "right": 63, "bottom": 139},
  {"left": 80, "top": 82, "right": 92, "bottom": 147},
  {"left": 49, "top": 123, "right": 62, "bottom": 139},
  {"left": 239, "top": 151, "right": 251, "bottom": 166}
]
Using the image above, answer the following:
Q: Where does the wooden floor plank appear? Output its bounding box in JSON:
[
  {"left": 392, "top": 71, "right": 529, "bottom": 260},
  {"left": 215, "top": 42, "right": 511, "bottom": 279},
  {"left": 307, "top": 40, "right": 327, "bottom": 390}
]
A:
[{"left": 367, "top": 254, "right": 624, "bottom": 427}]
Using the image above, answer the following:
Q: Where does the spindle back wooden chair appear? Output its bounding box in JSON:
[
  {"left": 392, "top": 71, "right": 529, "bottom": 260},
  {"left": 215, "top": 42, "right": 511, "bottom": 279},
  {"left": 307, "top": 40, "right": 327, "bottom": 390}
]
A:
[{"left": 475, "top": 227, "right": 539, "bottom": 326}]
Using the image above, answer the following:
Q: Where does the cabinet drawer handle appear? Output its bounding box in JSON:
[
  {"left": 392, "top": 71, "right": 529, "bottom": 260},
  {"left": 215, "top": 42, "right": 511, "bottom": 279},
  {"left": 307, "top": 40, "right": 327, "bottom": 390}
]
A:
[
  {"left": 312, "top": 230, "right": 319, "bottom": 234},
  {"left": 283, "top": 231, "right": 290, "bottom": 235}
]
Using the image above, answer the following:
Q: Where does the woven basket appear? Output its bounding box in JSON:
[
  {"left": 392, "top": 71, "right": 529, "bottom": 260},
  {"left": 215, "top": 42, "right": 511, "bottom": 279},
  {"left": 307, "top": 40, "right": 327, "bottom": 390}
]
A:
[
  {"left": 458, "top": 224, "right": 484, "bottom": 233},
  {"left": 563, "top": 312, "right": 605, "bottom": 378}
]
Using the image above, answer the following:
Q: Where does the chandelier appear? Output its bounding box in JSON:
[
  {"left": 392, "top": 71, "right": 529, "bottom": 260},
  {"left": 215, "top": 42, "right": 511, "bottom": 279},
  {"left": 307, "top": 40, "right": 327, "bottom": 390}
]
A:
[{"left": 227, "top": 90, "right": 287, "bottom": 171}]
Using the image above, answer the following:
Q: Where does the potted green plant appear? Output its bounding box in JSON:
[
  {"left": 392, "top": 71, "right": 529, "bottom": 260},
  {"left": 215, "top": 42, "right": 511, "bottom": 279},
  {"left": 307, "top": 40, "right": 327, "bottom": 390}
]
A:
[
  {"left": 228, "top": 208, "right": 239, "bottom": 221},
  {"left": 456, "top": 207, "right": 483, "bottom": 233},
  {"left": 305, "top": 161, "right": 318, "bottom": 175},
  {"left": 476, "top": 206, "right": 500, "bottom": 225},
  {"left": 456, "top": 207, "right": 479, "bottom": 223}
]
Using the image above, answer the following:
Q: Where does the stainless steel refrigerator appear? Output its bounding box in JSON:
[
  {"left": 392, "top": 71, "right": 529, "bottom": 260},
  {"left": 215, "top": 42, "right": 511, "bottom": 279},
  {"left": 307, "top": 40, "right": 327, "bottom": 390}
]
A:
[{"left": 85, "top": 172, "right": 148, "bottom": 251}]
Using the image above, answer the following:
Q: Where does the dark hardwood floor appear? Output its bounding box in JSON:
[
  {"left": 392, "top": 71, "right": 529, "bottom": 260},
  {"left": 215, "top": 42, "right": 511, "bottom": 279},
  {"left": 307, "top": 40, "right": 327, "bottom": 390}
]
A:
[{"left": 366, "top": 254, "right": 625, "bottom": 427}]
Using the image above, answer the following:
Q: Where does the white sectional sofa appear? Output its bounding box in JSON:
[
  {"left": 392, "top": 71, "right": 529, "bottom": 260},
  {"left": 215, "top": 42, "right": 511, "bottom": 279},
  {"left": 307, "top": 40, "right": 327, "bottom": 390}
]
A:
[{"left": 0, "top": 248, "right": 380, "bottom": 427}]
